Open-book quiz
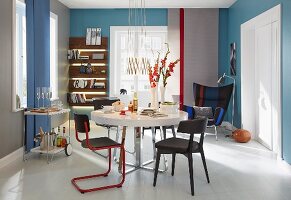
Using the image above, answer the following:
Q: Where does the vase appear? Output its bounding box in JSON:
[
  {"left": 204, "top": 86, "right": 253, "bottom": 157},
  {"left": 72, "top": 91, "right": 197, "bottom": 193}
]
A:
[
  {"left": 150, "top": 87, "right": 159, "bottom": 109},
  {"left": 160, "top": 86, "right": 166, "bottom": 103}
]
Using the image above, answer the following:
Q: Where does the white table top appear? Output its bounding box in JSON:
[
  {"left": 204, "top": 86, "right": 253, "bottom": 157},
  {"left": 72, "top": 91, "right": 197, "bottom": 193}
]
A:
[
  {"left": 91, "top": 110, "right": 188, "bottom": 127},
  {"left": 24, "top": 108, "right": 70, "bottom": 116}
]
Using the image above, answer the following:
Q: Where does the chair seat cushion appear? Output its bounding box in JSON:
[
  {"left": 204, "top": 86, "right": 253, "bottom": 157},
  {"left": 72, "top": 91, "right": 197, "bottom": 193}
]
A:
[
  {"left": 155, "top": 137, "right": 199, "bottom": 153},
  {"left": 81, "top": 137, "right": 120, "bottom": 149}
]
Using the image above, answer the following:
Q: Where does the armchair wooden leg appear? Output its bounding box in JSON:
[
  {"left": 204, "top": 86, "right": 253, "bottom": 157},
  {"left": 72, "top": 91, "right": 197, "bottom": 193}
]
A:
[
  {"left": 188, "top": 153, "right": 194, "bottom": 196},
  {"left": 171, "top": 153, "right": 176, "bottom": 176},
  {"left": 153, "top": 152, "right": 161, "bottom": 187},
  {"left": 200, "top": 150, "right": 210, "bottom": 183}
]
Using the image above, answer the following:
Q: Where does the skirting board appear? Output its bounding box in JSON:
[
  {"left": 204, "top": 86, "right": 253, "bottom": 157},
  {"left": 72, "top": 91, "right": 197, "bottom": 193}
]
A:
[{"left": 0, "top": 147, "right": 23, "bottom": 169}]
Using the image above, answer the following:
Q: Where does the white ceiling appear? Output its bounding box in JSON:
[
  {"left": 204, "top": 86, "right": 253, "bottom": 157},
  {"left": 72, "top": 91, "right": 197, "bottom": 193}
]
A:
[{"left": 58, "top": 0, "right": 237, "bottom": 9}]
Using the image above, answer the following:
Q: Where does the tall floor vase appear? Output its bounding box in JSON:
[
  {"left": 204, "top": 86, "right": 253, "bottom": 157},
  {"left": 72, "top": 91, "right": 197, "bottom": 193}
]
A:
[{"left": 150, "top": 87, "right": 159, "bottom": 109}]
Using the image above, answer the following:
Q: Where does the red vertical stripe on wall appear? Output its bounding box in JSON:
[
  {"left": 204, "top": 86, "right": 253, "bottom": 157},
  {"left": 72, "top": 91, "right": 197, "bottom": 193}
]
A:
[{"left": 179, "top": 8, "right": 184, "bottom": 109}]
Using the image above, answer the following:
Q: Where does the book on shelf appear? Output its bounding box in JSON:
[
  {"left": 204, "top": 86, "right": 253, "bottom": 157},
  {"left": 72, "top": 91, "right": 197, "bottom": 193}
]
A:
[{"left": 68, "top": 93, "right": 87, "bottom": 104}]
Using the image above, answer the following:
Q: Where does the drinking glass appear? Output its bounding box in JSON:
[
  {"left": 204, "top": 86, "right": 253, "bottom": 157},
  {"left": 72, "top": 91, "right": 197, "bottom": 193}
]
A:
[
  {"left": 46, "top": 87, "right": 52, "bottom": 107},
  {"left": 41, "top": 87, "right": 46, "bottom": 108},
  {"left": 36, "top": 87, "right": 40, "bottom": 108}
]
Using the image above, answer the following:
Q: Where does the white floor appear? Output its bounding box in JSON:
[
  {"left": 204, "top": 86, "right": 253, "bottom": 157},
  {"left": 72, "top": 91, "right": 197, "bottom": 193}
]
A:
[{"left": 1, "top": 122, "right": 291, "bottom": 200}]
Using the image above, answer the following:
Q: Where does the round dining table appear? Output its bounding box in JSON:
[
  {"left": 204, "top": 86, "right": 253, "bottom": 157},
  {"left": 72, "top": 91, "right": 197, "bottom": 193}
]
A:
[{"left": 91, "top": 110, "right": 188, "bottom": 173}]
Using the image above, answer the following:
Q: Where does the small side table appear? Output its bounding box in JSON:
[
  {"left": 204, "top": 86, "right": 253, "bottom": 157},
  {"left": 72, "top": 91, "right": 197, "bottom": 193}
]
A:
[{"left": 23, "top": 109, "right": 72, "bottom": 163}]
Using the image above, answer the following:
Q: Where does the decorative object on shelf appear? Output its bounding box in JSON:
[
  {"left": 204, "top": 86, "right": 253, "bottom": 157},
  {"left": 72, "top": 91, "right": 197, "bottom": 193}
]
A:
[
  {"left": 92, "top": 53, "right": 104, "bottom": 60},
  {"left": 217, "top": 73, "right": 236, "bottom": 134},
  {"left": 232, "top": 129, "right": 251, "bottom": 143},
  {"left": 93, "top": 81, "right": 105, "bottom": 89},
  {"left": 86, "top": 63, "right": 93, "bottom": 74},
  {"left": 73, "top": 80, "right": 87, "bottom": 89},
  {"left": 86, "top": 27, "right": 102, "bottom": 45},
  {"left": 79, "top": 56, "right": 89, "bottom": 60},
  {"left": 86, "top": 28, "right": 92, "bottom": 45},
  {"left": 230, "top": 42, "right": 236, "bottom": 76},
  {"left": 68, "top": 93, "right": 87, "bottom": 104},
  {"left": 100, "top": 69, "right": 106, "bottom": 74},
  {"left": 96, "top": 28, "right": 101, "bottom": 45},
  {"left": 79, "top": 63, "right": 86, "bottom": 74}
]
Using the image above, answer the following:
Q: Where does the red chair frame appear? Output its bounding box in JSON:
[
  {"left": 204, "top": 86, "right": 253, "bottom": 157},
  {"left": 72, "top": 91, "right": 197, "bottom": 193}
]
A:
[{"left": 71, "top": 120, "right": 126, "bottom": 194}]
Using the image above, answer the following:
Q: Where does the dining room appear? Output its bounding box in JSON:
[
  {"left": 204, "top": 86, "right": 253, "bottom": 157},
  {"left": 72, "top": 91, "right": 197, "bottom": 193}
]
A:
[{"left": 1, "top": 0, "right": 291, "bottom": 200}]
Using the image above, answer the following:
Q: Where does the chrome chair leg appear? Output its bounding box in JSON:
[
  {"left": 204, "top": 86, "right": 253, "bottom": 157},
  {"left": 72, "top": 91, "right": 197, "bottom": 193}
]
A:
[
  {"left": 113, "top": 126, "right": 120, "bottom": 161},
  {"left": 214, "top": 126, "right": 218, "bottom": 141}
]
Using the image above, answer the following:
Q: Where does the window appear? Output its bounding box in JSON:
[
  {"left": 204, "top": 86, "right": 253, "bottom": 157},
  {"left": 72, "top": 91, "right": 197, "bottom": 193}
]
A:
[
  {"left": 110, "top": 26, "right": 168, "bottom": 96},
  {"left": 50, "top": 12, "right": 58, "bottom": 99},
  {"left": 13, "top": 0, "right": 27, "bottom": 110}
]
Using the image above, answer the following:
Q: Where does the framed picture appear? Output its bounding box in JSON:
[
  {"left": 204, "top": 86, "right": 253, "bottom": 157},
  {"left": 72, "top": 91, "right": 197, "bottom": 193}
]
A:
[
  {"left": 86, "top": 27, "right": 102, "bottom": 45},
  {"left": 230, "top": 42, "right": 236, "bottom": 76}
]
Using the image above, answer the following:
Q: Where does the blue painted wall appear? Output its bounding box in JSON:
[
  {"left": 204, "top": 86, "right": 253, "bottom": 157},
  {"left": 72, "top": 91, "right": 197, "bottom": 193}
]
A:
[
  {"left": 218, "top": 8, "right": 230, "bottom": 122},
  {"left": 219, "top": 0, "right": 291, "bottom": 163},
  {"left": 70, "top": 9, "right": 168, "bottom": 37}
]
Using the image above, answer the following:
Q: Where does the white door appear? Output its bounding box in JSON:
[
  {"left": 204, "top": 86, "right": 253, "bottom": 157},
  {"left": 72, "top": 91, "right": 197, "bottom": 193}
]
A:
[
  {"left": 241, "top": 4, "right": 281, "bottom": 155},
  {"left": 255, "top": 24, "right": 273, "bottom": 149}
]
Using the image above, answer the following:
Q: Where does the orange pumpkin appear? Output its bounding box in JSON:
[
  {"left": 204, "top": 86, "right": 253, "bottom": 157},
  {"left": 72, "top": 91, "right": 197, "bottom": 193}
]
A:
[{"left": 232, "top": 129, "right": 251, "bottom": 143}]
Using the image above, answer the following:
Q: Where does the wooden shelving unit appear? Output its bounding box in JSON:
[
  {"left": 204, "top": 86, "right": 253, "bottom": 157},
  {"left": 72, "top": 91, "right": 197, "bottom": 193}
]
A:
[{"left": 67, "top": 37, "right": 108, "bottom": 107}]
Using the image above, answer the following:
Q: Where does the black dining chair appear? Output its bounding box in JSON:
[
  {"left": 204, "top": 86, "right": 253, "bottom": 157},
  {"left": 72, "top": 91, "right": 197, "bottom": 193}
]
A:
[
  {"left": 153, "top": 118, "right": 209, "bottom": 196},
  {"left": 142, "top": 102, "right": 176, "bottom": 139}
]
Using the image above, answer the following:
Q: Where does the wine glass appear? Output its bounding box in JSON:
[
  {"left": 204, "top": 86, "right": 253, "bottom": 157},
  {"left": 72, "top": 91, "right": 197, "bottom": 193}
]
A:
[
  {"left": 41, "top": 87, "right": 46, "bottom": 108},
  {"left": 36, "top": 87, "right": 40, "bottom": 108},
  {"left": 46, "top": 87, "right": 52, "bottom": 107}
]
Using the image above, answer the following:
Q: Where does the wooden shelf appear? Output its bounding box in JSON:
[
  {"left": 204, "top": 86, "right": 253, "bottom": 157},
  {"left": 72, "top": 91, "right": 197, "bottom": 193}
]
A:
[
  {"left": 69, "top": 59, "right": 107, "bottom": 64},
  {"left": 69, "top": 66, "right": 107, "bottom": 78},
  {"left": 68, "top": 37, "right": 109, "bottom": 106},
  {"left": 69, "top": 88, "right": 106, "bottom": 93},
  {"left": 69, "top": 37, "right": 108, "bottom": 49}
]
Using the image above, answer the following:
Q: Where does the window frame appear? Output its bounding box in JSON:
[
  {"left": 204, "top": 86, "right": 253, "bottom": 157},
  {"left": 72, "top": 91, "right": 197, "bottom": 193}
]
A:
[
  {"left": 109, "top": 26, "right": 168, "bottom": 96},
  {"left": 12, "top": 0, "right": 27, "bottom": 112},
  {"left": 50, "top": 12, "right": 59, "bottom": 100}
]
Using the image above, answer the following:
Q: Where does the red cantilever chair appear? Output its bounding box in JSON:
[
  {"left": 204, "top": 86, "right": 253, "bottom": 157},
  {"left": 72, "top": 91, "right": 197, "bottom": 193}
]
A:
[{"left": 71, "top": 114, "right": 125, "bottom": 194}]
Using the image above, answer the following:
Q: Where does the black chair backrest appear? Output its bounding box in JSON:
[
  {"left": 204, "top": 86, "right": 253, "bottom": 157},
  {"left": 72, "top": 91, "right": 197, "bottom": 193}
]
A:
[
  {"left": 177, "top": 118, "right": 207, "bottom": 135},
  {"left": 93, "top": 97, "right": 120, "bottom": 110},
  {"left": 74, "top": 113, "right": 90, "bottom": 133}
]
